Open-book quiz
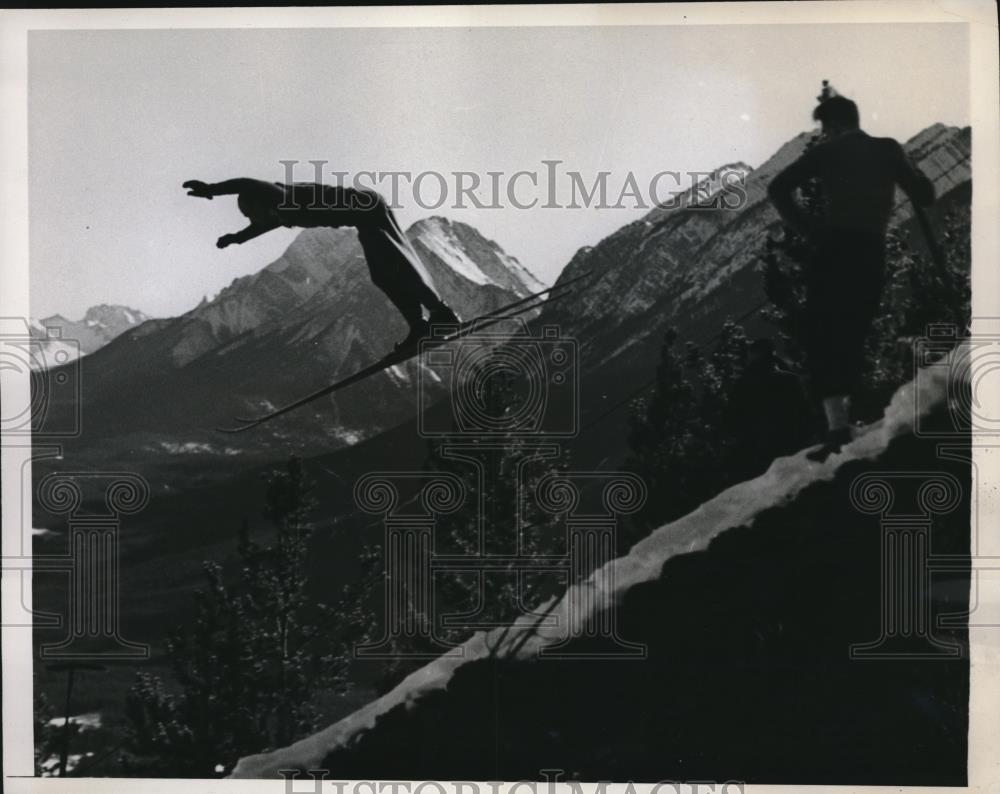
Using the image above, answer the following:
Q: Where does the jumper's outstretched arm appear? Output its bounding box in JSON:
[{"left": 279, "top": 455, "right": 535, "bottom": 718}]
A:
[
  {"left": 183, "top": 178, "right": 265, "bottom": 200},
  {"left": 217, "top": 220, "right": 279, "bottom": 249}
]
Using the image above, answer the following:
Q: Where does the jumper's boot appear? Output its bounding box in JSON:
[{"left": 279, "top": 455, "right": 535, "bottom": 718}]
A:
[
  {"left": 395, "top": 319, "right": 431, "bottom": 351},
  {"left": 428, "top": 304, "right": 461, "bottom": 328}
]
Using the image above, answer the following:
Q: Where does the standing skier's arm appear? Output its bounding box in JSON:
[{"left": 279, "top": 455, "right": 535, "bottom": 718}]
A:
[
  {"left": 767, "top": 149, "right": 822, "bottom": 238},
  {"left": 890, "top": 142, "right": 935, "bottom": 208}
]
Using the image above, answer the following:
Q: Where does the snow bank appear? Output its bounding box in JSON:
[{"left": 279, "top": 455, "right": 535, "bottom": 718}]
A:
[{"left": 231, "top": 344, "right": 965, "bottom": 779}]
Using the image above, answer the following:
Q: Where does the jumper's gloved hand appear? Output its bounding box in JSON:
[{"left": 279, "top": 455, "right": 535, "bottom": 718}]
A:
[{"left": 183, "top": 180, "right": 213, "bottom": 200}]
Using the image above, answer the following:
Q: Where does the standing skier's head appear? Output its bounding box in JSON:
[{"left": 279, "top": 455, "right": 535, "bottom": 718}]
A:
[{"left": 813, "top": 82, "right": 860, "bottom": 138}]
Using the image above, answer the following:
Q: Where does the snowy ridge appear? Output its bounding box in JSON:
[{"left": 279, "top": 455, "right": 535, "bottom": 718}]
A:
[
  {"left": 643, "top": 161, "right": 753, "bottom": 225},
  {"left": 411, "top": 216, "right": 546, "bottom": 297},
  {"left": 231, "top": 343, "right": 963, "bottom": 779},
  {"left": 413, "top": 218, "right": 495, "bottom": 286},
  {"left": 494, "top": 248, "right": 546, "bottom": 294}
]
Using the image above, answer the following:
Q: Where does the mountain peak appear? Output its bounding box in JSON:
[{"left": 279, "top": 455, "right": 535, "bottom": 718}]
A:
[
  {"left": 713, "top": 160, "right": 753, "bottom": 174},
  {"left": 418, "top": 215, "right": 453, "bottom": 228},
  {"left": 908, "top": 121, "right": 949, "bottom": 141},
  {"left": 409, "top": 216, "right": 546, "bottom": 295},
  {"left": 903, "top": 122, "right": 969, "bottom": 163},
  {"left": 641, "top": 160, "right": 755, "bottom": 223},
  {"left": 81, "top": 303, "right": 149, "bottom": 327},
  {"left": 29, "top": 303, "right": 151, "bottom": 366}
]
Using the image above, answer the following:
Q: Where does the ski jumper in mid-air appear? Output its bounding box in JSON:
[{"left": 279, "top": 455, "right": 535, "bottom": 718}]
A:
[
  {"left": 183, "top": 178, "right": 460, "bottom": 348},
  {"left": 767, "top": 84, "right": 936, "bottom": 461}
]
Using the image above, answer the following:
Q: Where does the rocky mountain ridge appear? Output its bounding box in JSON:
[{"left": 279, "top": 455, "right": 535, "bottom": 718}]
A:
[
  {"left": 539, "top": 123, "right": 971, "bottom": 468},
  {"left": 545, "top": 125, "right": 969, "bottom": 358},
  {"left": 29, "top": 304, "right": 151, "bottom": 368}
]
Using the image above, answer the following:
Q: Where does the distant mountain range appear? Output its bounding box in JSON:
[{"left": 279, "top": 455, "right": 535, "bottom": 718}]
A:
[{"left": 28, "top": 304, "right": 151, "bottom": 369}]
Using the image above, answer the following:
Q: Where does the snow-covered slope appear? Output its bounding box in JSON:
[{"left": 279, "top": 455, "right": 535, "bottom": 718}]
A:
[{"left": 231, "top": 342, "right": 971, "bottom": 781}]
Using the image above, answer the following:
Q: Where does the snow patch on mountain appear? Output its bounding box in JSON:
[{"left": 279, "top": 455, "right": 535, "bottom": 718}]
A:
[
  {"left": 643, "top": 161, "right": 754, "bottom": 226},
  {"left": 154, "top": 441, "right": 240, "bottom": 456},
  {"left": 385, "top": 364, "right": 411, "bottom": 383},
  {"left": 413, "top": 219, "right": 495, "bottom": 286},
  {"left": 46, "top": 712, "right": 103, "bottom": 732}
]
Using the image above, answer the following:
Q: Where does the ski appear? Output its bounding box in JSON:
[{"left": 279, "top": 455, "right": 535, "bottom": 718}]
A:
[{"left": 216, "top": 271, "right": 593, "bottom": 433}]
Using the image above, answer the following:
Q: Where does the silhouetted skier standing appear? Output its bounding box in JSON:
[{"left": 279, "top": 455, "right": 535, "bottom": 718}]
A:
[
  {"left": 183, "top": 178, "right": 460, "bottom": 348},
  {"left": 767, "top": 82, "right": 936, "bottom": 461}
]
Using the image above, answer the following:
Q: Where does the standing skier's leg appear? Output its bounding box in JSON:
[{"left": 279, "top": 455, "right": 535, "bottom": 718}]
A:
[
  {"left": 806, "top": 230, "right": 885, "bottom": 462},
  {"left": 804, "top": 233, "right": 855, "bottom": 461}
]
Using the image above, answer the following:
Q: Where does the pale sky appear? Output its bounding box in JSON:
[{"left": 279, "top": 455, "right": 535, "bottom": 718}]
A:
[{"left": 28, "top": 23, "right": 969, "bottom": 320}]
